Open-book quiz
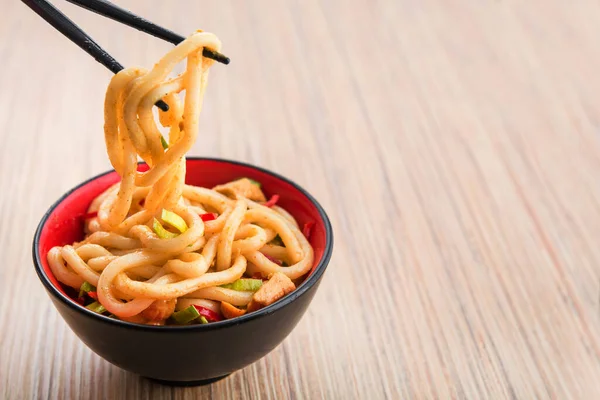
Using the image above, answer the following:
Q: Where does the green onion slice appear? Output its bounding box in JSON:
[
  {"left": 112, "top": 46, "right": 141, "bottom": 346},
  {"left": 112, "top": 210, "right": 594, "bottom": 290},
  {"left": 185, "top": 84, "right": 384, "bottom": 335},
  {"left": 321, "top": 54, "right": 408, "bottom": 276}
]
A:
[
  {"left": 172, "top": 305, "right": 200, "bottom": 324},
  {"left": 247, "top": 178, "right": 261, "bottom": 187},
  {"left": 161, "top": 209, "right": 188, "bottom": 233},
  {"left": 153, "top": 218, "right": 178, "bottom": 239},
  {"left": 86, "top": 301, "right": 106, "bottom": 314},
  {"left": 199, "top": 316, "right": 209, "bottom": 324},
  {"left": 221, "top": 279, "right": 263, "bottom": 292},
  {"left": 79, "top": 281, "right": 95, "bottom": 298},
  {"left": 160, "top": 135, "right": 169, "bottom": 149}
]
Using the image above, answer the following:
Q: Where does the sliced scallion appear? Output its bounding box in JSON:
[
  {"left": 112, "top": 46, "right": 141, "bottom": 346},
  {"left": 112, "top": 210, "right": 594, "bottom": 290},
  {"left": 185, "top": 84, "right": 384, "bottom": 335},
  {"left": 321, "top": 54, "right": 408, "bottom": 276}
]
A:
[
  {"left": 153, "top": 218, "right": 178, "bottom": 239},
  {"left": 86, "top": 301, "right": 106, "bottom": 314},
  {"left": 199, "top": 316, "right": 209, "bottom": 324},
  {"left": 172, "top": 305, "right": 200, "bottom": 324},
  {"left": 221, "top": 279, "right": 263, "bottom": 292},
  {"left": 161, "top": 209, "right": 188, "bottom": 233},
  {"left": 160, "top": 135, "right": 169, "bottom": 149},
  {"left": 79, "top": 281, "right": 95, "bottom": 298},
  {"left": 247, "top": 178, "right": 261, "bottom": 187}
]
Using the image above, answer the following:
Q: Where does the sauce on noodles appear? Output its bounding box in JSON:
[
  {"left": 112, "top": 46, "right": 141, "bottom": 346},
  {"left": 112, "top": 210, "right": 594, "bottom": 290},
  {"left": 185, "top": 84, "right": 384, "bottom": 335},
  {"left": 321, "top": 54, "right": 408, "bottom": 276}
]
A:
[{"left": 47, "top": 31, "right": 314, "bottom": 326}]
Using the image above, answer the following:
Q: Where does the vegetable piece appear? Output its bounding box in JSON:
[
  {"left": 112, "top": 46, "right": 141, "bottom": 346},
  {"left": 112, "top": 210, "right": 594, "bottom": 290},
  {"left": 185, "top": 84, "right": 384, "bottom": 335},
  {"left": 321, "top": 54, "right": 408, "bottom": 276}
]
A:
[
  {"left": 87, "top": 291, "right": 98, "bottom": 300},
  {"left": 251, "top": 272, "right": 268, "bottom": 281},
  {"left": 171, "top": 305, "right": 200, "bottom": 324},
  {"left": 302, "top": 221, "right": 315, "bottom": 240},
  {"left": 199, "top": 316, "right": 209, "bottom": 324},
  {"left": 200, "top": 213, "right": 217, "bottom": 222},
  {"left": 86, "top": 301, "right": 107, "bottom": 314},
  {"left": 220, "top": 279, "right": 263, "bottom": 292},
  {"left": 263, "top": 194, "right": 280, "bottom": 208},
  {"left": 221, "top": 301, "right": 247, "bottom": 319},
  {"left": 79, "top": 281, "right": 96, "bottom": 298},
  {"left": 160, "top": 135, "right": 169, "bottom": 149},
  {"left": 161, "top": 209, "right": 188, "bottom": 233},
  {"left": 247, "top": 178, "right": 261, "bottom": 187},
  {"left": 192, "top": 305, "right": 223, "bottom": 322},
  {"left": 264, "top": 254, "right": 283, "bottom": 266},
  {"left": 153, "top": 218, "right": 178, "bottom": 239},
  {"left": 247, "top": 273, "right": 296, "bottom": 312}
]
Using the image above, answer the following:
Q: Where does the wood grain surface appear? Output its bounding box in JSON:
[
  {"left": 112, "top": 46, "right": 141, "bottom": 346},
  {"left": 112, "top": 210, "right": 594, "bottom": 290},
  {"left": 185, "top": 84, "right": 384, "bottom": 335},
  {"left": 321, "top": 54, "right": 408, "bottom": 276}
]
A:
[{"left": 2, "top": 0, "right": 600, "bottom": 398}]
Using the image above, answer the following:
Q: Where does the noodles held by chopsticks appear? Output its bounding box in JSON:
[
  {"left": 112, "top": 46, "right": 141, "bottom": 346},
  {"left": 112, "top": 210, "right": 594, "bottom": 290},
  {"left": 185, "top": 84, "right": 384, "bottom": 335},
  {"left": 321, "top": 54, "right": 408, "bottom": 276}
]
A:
[{"left": 47, "top": 31, "right": 314, "bottom": 325}]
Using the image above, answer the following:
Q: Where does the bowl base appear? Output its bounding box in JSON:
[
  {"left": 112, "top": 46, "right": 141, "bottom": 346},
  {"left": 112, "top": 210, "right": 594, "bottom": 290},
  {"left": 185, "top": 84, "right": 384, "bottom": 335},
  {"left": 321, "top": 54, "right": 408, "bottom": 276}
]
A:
[{"left": 147, "top": 373, "right": 231, "bottom": 387}]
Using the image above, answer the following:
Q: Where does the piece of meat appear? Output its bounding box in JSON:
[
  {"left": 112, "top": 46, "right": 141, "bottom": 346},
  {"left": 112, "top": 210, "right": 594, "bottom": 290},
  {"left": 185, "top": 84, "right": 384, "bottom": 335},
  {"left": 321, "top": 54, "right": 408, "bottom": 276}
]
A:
[
  {"left": 221, "top": 301, "right": 247, "bottom": 319},
  {"left": 141, "top": 299, "right": 177, "bottom": 321},
  {"left": 213, "top": 178, "right": 267, "bottom": 202},
  {"left": 247, "top": 272, "right": 296, "bottom": 312}
]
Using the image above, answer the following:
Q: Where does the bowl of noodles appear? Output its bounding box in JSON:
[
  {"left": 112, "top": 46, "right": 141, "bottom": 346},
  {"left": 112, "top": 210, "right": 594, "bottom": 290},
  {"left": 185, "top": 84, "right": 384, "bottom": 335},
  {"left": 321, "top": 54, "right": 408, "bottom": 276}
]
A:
[
  {"left": 31, "top": 30, "right": 332, "bottom": 384},
  {"left": 33, "top": 157, "right": 333, "bottom": 384}
]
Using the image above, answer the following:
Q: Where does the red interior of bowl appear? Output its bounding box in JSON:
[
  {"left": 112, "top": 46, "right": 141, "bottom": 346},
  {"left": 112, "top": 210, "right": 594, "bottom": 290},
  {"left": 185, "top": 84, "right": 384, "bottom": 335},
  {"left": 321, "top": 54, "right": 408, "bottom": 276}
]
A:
[{"left": 37, "top": 159, "right": 329, "bottom": 298}]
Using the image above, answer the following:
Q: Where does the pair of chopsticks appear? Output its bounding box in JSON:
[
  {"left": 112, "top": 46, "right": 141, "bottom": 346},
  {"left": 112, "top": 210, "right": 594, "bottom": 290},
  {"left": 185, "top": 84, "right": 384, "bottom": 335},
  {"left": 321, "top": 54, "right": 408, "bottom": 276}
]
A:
[{"left": 22, "top": 0, "right": 230, "bottom": 112}]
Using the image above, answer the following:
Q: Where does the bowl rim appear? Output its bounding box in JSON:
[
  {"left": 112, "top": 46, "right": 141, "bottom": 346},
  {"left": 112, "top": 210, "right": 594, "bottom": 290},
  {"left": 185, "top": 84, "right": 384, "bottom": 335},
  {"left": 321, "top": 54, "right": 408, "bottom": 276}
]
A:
[{"left": 32, "top": 157, "right": 333, "bottom": 331}]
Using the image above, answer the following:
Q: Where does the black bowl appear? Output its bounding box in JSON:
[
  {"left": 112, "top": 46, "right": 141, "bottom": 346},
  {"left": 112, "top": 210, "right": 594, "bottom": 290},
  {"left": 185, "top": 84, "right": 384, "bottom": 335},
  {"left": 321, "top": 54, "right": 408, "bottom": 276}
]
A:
[{"left": 33, "top": 157, "right": 333, "bottom": 385}]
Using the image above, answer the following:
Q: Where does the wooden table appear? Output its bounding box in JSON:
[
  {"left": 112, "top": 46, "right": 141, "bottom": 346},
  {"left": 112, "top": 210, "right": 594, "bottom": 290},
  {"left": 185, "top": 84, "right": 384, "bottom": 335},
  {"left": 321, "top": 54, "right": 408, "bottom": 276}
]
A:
[{"left": 2, "top": 0, "right": 600, "bottom": 398}]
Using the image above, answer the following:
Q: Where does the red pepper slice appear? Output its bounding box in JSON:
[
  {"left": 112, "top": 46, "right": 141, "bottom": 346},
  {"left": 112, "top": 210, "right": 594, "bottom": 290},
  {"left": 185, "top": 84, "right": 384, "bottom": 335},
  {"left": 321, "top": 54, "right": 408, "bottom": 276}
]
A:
[
  {"left": 82, "top": 211, "right": 98, "bottom": 220},
  {"left": 192, "top": 305, "right": 223, "bottom": 322},
  {"left": 200, "top": 213, "right": 217, "bottom": 222},
  {"left": 87, "top": 291, "right": 98, "bottom": 300},
  {"left": 302, "top": 221, "right": 315, "bottom": 240},
  {"left": 264, "top": 194, "right": 280, "bottom": 208},
  {"left": 264, "top": 254, "right": 283, "bottom": 266},
  {"left": 250, "top": 272, "right": 269, "bottom": 281}
]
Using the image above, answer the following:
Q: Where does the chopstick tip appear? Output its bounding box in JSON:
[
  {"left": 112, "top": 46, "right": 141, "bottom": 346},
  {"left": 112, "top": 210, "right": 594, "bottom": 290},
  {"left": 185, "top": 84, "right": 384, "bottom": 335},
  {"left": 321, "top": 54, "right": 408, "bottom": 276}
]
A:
[
  {"left": 218, "top": 54, "right": 231, "bottom": 65},
  {"left": 156, "top": 100, "right": 169, "bottom": 112},
  {"left": 203, "top": 48, "right": 230, "bottom": 65}
]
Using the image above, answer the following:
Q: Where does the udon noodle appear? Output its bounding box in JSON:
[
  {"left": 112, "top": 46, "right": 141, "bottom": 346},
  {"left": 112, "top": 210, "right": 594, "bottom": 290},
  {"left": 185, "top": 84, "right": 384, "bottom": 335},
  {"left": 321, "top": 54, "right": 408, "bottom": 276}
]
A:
[{"left": 47, "top": 31, "right": 314, "bottom": 325}]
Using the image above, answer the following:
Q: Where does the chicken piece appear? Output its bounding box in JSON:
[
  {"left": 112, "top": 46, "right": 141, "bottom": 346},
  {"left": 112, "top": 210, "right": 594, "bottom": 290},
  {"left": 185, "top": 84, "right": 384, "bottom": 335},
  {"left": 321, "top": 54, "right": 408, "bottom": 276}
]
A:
[
  {"left": 213, "top": 178, "right": 266, "bottom": 202},
  {"left": 141, "top": 299, "right": 177, "bottom": 321},
  {"left": 247, "top": 272, "right": 296, "bottom": 312},
  {"left": 221, "top": 301, "right": 247, "bottom": 319}
]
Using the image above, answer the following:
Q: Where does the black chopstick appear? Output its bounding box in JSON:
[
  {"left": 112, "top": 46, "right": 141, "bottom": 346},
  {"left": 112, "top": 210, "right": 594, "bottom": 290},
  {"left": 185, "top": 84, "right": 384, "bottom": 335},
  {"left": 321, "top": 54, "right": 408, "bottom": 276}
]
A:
[
  {"left": 22, "top": 0, "right": 170, "bottom": 112},
  {"left": 65, "top": 0, "right": 230, "bottom": 65}
]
